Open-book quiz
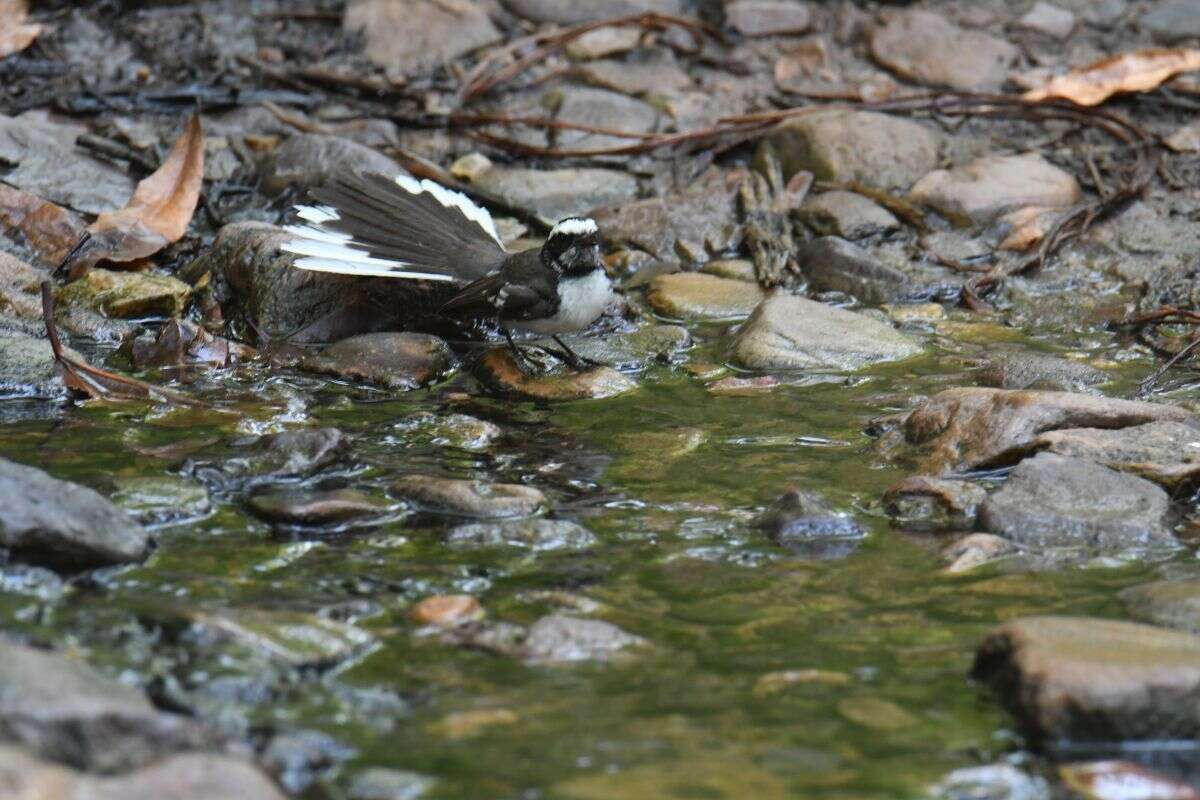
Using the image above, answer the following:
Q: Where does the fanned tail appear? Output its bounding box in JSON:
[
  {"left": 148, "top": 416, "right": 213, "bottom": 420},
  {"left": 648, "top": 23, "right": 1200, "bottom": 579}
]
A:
[{"left": 281, "top": 172, "right": 508, "bottom": 283}]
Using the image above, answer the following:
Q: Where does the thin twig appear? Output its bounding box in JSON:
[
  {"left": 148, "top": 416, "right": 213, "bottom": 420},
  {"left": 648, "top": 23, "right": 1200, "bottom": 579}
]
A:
[{"left": 1138, "top": 333, "right": 1200, "bottom": 397}]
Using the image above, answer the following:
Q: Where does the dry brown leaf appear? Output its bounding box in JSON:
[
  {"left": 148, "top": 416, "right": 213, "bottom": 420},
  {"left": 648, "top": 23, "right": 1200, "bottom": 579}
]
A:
[
  {"left": 64, "top": 114, "right": 204, "bottom": 280},
  {"left": 0, "top": 0, "right": 43, "bottom": 58},
  {"left": 0, "top": 184, "right": 86, "bottom": 264},
  {"left": 1023, "top": 47, "right": 1200, "bottom": 106}
]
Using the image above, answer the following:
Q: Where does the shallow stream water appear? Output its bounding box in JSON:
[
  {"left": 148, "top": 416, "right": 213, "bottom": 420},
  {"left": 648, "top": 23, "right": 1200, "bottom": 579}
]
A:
[{"left": 0, "top": 313, "right": 1182, "bottom": 798}]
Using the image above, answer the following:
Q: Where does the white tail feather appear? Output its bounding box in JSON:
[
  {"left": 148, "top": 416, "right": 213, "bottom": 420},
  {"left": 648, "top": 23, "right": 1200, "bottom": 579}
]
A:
[
  {"left": 394, "top": 175, "right": 501, "bottom": 245},
  {"left": 292, "top": 257, "right": 456, "bottom": 282},
  {"left": 283, "top": 177, "right": 499, "bottom": 283}
]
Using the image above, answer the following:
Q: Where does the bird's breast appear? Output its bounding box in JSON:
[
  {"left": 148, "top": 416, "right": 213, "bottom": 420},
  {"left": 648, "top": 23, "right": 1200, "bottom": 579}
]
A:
[{"left": 517, "top": 270, "right": 613, "bottom": 334}]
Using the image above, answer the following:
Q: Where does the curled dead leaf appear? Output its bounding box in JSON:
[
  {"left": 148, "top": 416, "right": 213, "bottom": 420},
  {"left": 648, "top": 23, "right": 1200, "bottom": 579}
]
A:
[
  {"left": 0, "top": 185, "right": 86, "bottom": 264},
  {"left": 1023, "top": 47, "right": 1200, "bottom": 106},
  {"left": 61, "top": 114, "right": 204, "bottom": 280},
  {"left": 0, "top": 0, "right": 43, "bottom": 59}
]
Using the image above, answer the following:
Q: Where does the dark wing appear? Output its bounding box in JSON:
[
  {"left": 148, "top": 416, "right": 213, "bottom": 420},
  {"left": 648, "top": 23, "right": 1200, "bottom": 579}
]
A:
[
  {"left": 439, "top": 255, "right": 559, "bottom": 322},
  {"left": 282, "top": 172, "right": 508, "bottom": 283}
]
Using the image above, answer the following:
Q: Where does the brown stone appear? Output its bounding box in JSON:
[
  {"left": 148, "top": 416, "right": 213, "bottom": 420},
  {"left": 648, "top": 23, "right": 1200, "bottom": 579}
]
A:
[
  {"left": 645, "top": 272, "right": 765, "bottom": 320},
  {"left": 409, "top": 595, "right": 485, "bottom": 627},
  {"left": 474, "top": 348, "right": 637, "bottom": 402},
  {"left": 869, "top": 10, "right": 1019, "bottom": 91},
  {"left": 973, "top": 616, "right": 1200, "bottom": 742},
  {"left": 903, "top": 388, "right": 1195, "bottom": 474},
  {"left": 302, "top": 332, "right": 457, "bottom": 390}
]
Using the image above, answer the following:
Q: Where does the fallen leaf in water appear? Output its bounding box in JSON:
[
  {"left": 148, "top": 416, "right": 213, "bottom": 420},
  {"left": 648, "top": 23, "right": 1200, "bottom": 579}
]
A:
[
  {"left": 0, "top": 0, "right": 43, "bottom": 58},
  {"left": 1023, "top": 48, "right": 1200, "bottom": 106},
  {"left": 64, "top": 114, "right": 204, "bottom": 279},
  {"left": 0, "top": 185, "right": 86, "bottom": 265}
]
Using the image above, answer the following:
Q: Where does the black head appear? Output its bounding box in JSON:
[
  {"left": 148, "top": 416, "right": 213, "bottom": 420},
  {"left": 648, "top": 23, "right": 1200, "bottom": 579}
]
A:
[{"left": 540, "top": 217, "right": 603, "bottom": 276}]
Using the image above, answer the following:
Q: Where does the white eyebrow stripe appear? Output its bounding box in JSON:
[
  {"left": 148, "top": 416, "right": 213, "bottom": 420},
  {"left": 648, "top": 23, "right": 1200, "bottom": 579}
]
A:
[{"left": 550, "top": 218, "right": 598, "bottom": 237}]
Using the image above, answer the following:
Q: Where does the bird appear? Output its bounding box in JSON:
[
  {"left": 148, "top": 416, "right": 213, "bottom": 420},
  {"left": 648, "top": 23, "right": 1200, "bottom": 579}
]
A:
[{"left": 280, "top": 171, "right": 614, "bottom": 372}]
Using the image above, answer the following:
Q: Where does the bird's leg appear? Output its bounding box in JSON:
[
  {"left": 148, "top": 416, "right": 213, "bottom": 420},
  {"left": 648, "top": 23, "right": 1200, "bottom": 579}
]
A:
[
  {"left": 501, "top": 324, "right": 538, "bottom": 375},
  {"left": 547, "top": 335, "right": 606, "bottom": 370}
]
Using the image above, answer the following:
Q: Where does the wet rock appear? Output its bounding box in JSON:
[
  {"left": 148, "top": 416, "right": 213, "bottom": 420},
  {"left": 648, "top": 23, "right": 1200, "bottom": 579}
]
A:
[
  {"left": 837, "top": 696, "right": 918, "bottom": 730},
  {"left": 941, "top": 533, "right": 1021, "bottom": 573},
  {"left": 261, "top": 133, "right": 402, "bottom": 194},
  {"left": 474, "top": 348, "right": 637, "bottom": 401},
  {"left": 0, "top": 328, "right": 70, "bottom": 399},
  {"left": 555, "top": 87, "right": 658, "bottom": 154},
  {"left": 392, "top": 475, "right": 546, "bottom": 519},
  {"left": 220, "top": 428, "right": 348, "bottom": 480},
  {"left": 0, "top": 252, "right": 44, "bottom": 318},
  {"left": 1059, "top": 761, "right": 1198, "bottom": 800},
  {"left": 759, "top": 109, "right": 941, "bottom": 191},
  {"left": 0, "top": 112, "right": 135, "bottom": 215},
  {"left": 0, "top": 458, "right": 150, "bottom": 569},
  {"left": 349, "top": 767, "right": 436, "bottom": 800},
  {"left": 0, "top": 563, "right": 65, "bottom": 601},
  {"left": 0, "top": 638, "right": 212, "bottom": 771},
  {"left": 902, "top": 388, "right": 1195, "bottom": 474},
  {"left": 180, "top": 222, "right": 442, "bottom": 345},
  {"left": 910, "top": 154, "right": 1081, "bottom": 226},
  {"left": 0, "top": 746, "right": 286, "bottom": 800},
  {"left": 797, "top": 236, "right": 909, "bottom": 305},
  {"left": 977, "top": 351, "right": 1107, "bottom": 392},
  {"left": 345, "top": 0, "right": 501, "bottom": 76},
  {"left": 393, "top": 412, "right": 502, "bottom": 451},
  {"left": 883, "top": 476, "right": 985, "bottom": 532},
  {"left": 1017, "top": 2, "right": 1075, "bottom": 39},
  {"left": 1120, "top": 578, "right": 1200, "bottom": 641},
  {"left": 730, "top": 293, "right": 923, "bottom": 371},
  {"left": 591, "top": 168, "right": 744, "bottom": 265},
  {"left": 430, "top": 708, "right": 519, "bottom": 739},
  {"left": 522, "top": 614, "right": 644, "bottom": 664},
  {"left": 754, "top": 669, "right": 850, "bottom": 696},
  {"left": 725, "top": 1, "right": 813, "bottom": 36},
  {"left": 473, "top": 167, "right": 638, "bottom": 226},
  {"left": 57, "top": 269, "right": 191, "bottom": 318},
  {"left": 302, "top": 332, "right": 457, "bottom": 390},
  {"left": 798, "top": 191, "right": 899, "bottom": 240},
  {"left": 187, "top": 608, "right": 376, "bottom": 669},
  {"left": 1032, "top": 421, "right": 1200, "bottom": 489},
  {"left": 537, "top": 323, "right": 691, "bottom": 370},
  {"left": 247, "top": 489, "right": 391, "bottom": 526},
  {"left": 646, "top": 272, "right": 765, "bottom": 320},
  {"left": 979, "top": 453, "right": 1173, "bottom": 549},
  {"left": 110, "top": 475, "right": 212, "bottom": 526},
  {"left": 262, "top": 729, "right": 355, "bottom": 795},
  {"left": 409, "top": 595, "right": 485, "bottom": 627},
  {"left": 448, "top": 518, "right": 597, "bottom": 551},
  {"left": 1141, "top": 0, "right": 1200, "bottom": 44},
  {"left": 502, "top": 0, "right": 684, "bottom": 24},
  {"left": 706, "top": 375, "right": 781, "bottom": 395},
  {"left": 700, "top": 258, "right": 756, "bottom": 282},
  {"left": 929, "top": 763, "right": 1049, "bottom": 800},
  {"left": 869, "top": 10, "right": 1019, "bottom": 92},
  {"left": 754, "top": 487, "right": 865, "bottom": 558},
  {"left": 130, "top": 319, "right": 254, "bottom": 369},
  {"left": 973, "top": 615, "right": 1200, "bottom": 742}
]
